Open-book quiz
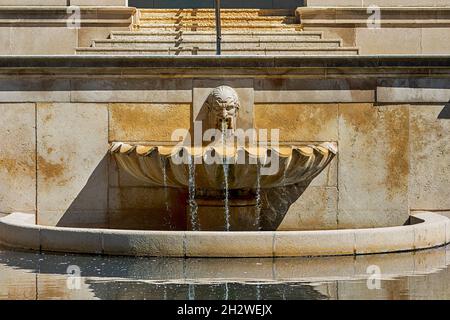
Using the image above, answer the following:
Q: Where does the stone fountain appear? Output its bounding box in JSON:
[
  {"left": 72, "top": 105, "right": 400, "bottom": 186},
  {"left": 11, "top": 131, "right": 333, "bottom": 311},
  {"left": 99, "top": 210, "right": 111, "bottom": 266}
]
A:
[
  {"left": 1, "top": 4, "right": 450, "bottom": 259},
  {"left": 111, "top": 86, "right": 337, "bottom": 231}
]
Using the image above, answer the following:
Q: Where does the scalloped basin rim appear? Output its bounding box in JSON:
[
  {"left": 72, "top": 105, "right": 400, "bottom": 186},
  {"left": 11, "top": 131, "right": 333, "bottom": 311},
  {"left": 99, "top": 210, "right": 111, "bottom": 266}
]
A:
[
  {"left": 110, "top": 142, "right": 338, "bottom": 158},
  {"left": 109, "top": 141, "right": 338, "bottom": 189}
]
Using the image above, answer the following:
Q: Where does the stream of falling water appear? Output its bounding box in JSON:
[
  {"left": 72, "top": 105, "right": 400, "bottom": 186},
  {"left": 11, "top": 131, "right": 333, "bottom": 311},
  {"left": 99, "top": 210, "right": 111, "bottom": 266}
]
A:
[
  {"left": 188, "top": 284, "right": 195, "bottom": 300},
  {"left": 222, "top": 121, "right": 231, "bottom": 231},
  {"left": 188, "top": 155, "right": 198, "bottom": 231},
  {"left": 255, "top": 161, "right": 262, "bottom": 230},
  {"left": 256, "top": 284, "right": 262, "bottom": 300},
  {"left": 224, "top": 283, "right": 229, "bottom": 300},
  {"left": 162, "top": 158, "right": 171, "bottom": 228},
  {"left": 223, "top": 163, "right": 230, "bottom": 231}
]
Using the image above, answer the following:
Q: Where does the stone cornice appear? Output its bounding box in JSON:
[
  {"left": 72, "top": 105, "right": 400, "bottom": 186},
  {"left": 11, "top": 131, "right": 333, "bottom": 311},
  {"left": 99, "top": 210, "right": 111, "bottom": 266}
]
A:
[
  {"left": 297, "top": 7, "right": 450, "bottom": 27},
  {"left": 0, "top": 6, "right": 135, "bottom": 27},
  {"left": 0, "top": 55, "right": 449, "bottom": 78}
]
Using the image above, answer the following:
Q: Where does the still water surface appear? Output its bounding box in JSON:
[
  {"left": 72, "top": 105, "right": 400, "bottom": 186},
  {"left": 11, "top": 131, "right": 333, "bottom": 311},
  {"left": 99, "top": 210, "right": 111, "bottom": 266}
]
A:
[{"left": 1, "top": 244, "right": 450, "bottom": 300}]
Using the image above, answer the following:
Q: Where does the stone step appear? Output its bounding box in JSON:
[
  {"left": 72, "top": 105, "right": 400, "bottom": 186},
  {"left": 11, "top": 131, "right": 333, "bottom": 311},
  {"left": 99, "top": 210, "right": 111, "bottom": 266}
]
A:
[
  {"left": 92, "top": 39, "right": 342, "bottom": 49},
  {"left": 76, "top": 47, "right": 359, "bottom": 56},
  {"left": 110, "top": 31, "right": 324, "bottom": 42},
  {"left": 136, "top": 24, "right": 301, "bottom": 31},
  {"left": 139, "top": 9, "right": 294, "bottom": 18},
  {"left": 138, "top": 21, "right": 297, "bottom": 27},
  {"left": 138, "top": 16, "right": 296, "bottom": 24}
]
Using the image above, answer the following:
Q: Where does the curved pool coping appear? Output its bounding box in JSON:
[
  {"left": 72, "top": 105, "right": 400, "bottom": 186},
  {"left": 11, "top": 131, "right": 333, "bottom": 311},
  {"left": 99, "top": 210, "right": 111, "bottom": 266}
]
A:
[{"left": 0, "top": 212, "right": 449, "bottom": 258}]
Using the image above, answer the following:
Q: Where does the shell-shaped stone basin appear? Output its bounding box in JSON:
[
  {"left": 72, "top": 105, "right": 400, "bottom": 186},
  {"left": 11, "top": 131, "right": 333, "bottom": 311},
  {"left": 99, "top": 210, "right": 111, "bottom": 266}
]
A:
[{"left": 110, "top": 142, "right": 337, "bottom": 190}]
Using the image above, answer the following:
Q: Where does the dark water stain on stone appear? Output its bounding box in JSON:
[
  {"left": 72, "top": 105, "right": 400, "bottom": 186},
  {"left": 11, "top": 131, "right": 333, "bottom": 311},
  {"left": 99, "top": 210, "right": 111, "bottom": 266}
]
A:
[
  {"left": 0, "top": 157, "right": 35, "bottom": 177},
  {"left": 37, "top": 155, "right": 65, "bottom": 181}
]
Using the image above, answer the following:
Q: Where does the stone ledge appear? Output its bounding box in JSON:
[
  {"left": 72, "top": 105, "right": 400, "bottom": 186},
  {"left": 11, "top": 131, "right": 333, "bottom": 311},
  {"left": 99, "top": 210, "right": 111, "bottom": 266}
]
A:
[
  {"left": 1, "top": 55, "right": 450, "bottom": 74},
  {"left": 0, "top": 211, "right": 448, "bottom": 257},
  {"left": 298, "top": 7, "right": 450, "bottom": 27},
  {"left": 0, "top": 6, "right": 135, "bottom": 27},
  {"left": 304, "top": 1, "right": 450, "bottom": 8},
  {"left": 0, "top": 1, "right": 129, "bottom": 5}
]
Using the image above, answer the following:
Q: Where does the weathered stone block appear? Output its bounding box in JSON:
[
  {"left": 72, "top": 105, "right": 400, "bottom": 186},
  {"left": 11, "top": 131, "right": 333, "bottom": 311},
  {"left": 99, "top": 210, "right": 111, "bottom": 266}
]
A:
[
  {"left": 10, "top": 27, "right": 77, "bottom": 55},
  {"left": 40, "top": 228, "right": 103, "bottom": 254},
  {"left": 0, "top": 217, "right": 40, "bottom": 250},
  {"left": 0, "top": 79, "right": 70, "bottom": 103},
  {"left": 102, "top": 230, "right": 185, "bottom": 257},
  {"left": 255, "top": 103, "right": 338, "bottom": 142},
  {"left": 36, "top": 103, "right": 109, "bottom": 226},
  {"left": 377, "top": 79, "right": 450, "bottom": 103},
  {"left": 0, "top": 28, "right": 11, "bottom": 55},
  {"left": 422, "top": 28, "right": 450, "bottom": 54},
  {"left": 356, "top": 28, "right": 421, "bottom": 55},
  {"left": 409, "top": 105, "right": 450, "bottom": 210},
  {"left": 413, "top": 213, "right": 447, "bottom": 250},
  {"left": 254, "top": 78, "right": 374, "bottom": 103},
  {"left": 71, "top": 78, "right": 192, "bottom": 103},
  {"left": 354, "top": 226, "right": 415, "bottom": 254},
  {"left": 278, "top": 186, "right": 338, "bottom": 231},
  {"left": 338, "top": 103, "right": 410, "bottom": 228},
  {"left": 185, "top": 232, "right": 274, "bottom": 257},
  {"left": 109, "top": 103, "right": 191, "bottom": 142},
  {"left": 274, "top": 229, "right": 354, "bottom": 257},
  {"left": 0, "top": 103, "right": 36, "bottom": 214}
]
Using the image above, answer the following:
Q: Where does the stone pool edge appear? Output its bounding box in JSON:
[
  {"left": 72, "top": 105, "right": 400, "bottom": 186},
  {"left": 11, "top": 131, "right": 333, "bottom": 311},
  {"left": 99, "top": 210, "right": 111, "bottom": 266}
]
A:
[{"left": 0, "top": 212, "right": 449, "bottom": 258}]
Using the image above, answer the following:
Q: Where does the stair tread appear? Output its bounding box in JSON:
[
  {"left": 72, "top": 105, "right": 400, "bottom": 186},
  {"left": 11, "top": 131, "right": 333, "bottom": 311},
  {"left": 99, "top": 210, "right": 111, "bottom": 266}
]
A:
[
  {"left": 111, "top": 31, "right": 321, "bottom": 35},
  {"left": 77, "top": 47, "right": 358, "bottom": 51},
  {"left": 94, "top": 39, "right": 340, "bottom": 44}
]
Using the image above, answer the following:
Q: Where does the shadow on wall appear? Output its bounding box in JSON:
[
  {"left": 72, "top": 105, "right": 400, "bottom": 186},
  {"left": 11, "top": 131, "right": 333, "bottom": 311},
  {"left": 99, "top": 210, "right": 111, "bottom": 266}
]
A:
[
  {"left": 54, "top": 152, "right": 318, "bottom": 231},
  {"left": 56, "top": 155, "right": 188, "bottom": 231},
  {"left": 260, "top": 183, "right": 310, "bottom": 230},
  {"left": 438, "top": 103, "right": 450, "bottom": 119},
  {"left": 129, "top": 0, "right": 304, "bottom": 9}
]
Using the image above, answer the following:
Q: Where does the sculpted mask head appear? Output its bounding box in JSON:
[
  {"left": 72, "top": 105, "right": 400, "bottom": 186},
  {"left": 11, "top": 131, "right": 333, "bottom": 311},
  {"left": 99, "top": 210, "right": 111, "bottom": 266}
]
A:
[{"left": 205, "top": 86, "right": 240, "bottom": 130}]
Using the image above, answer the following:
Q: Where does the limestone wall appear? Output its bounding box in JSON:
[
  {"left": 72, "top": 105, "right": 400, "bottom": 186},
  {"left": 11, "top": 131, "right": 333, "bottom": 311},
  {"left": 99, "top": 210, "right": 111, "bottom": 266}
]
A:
[
  {"left": 0, "top": 6, "right": 135, "bottom": 55},
  {"left": 0, "top": 65, "right": 448, "bottom": 231},
  {"left": 298, "top": 7, "right": 450, "bottom": 54}
]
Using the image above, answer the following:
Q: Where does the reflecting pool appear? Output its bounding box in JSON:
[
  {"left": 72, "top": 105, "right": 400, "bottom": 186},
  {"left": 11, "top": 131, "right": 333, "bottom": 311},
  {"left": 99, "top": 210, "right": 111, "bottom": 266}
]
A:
[{"left": 1, "top": 243, "right": 450, "bottom": 300}]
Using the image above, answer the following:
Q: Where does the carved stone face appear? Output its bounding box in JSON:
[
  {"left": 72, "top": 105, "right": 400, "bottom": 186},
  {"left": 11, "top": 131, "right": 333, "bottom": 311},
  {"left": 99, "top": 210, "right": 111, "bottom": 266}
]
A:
[{"left": 205, "top": 86, "right": 240, "bottom": 130}]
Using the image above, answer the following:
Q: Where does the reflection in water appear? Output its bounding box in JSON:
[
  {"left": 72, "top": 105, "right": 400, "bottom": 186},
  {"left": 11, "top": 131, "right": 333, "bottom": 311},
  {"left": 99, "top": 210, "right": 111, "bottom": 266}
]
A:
[{"left": 0, "top": 244, "right": 450, "bottom": 300}]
